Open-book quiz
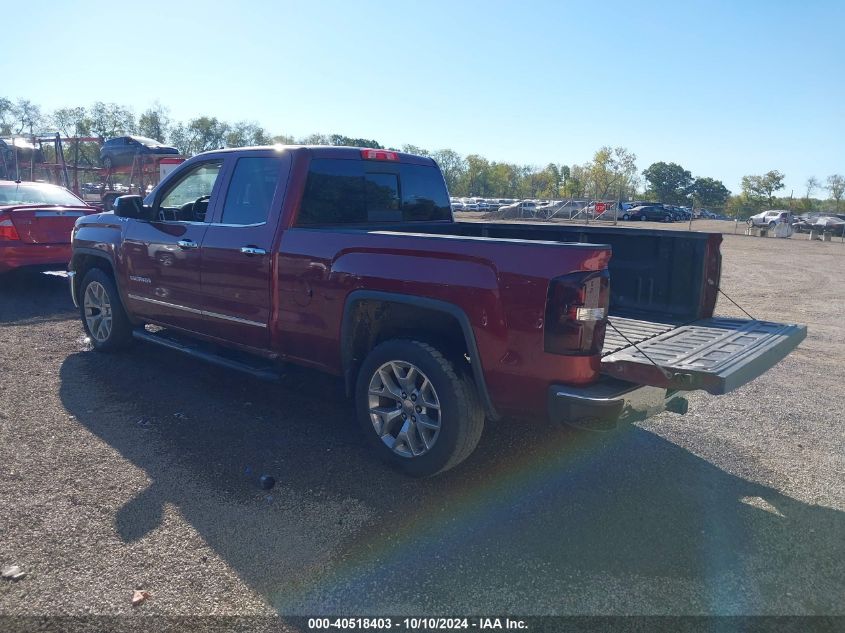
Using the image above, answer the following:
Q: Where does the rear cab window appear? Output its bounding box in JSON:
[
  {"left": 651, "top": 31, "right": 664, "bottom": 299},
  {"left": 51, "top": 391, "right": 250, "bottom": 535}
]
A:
[{"left": 296, "top": 158, "right": 452, "bottom": 226}]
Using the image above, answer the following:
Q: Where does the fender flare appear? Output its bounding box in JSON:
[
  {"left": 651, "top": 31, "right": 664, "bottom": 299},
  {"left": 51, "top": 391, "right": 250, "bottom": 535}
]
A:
[
  {"left": 70, "top": 248, "right": 123, "bottom": 307},
  {"left": 341, "top": 290, "right": 499, "bottom": 420}
]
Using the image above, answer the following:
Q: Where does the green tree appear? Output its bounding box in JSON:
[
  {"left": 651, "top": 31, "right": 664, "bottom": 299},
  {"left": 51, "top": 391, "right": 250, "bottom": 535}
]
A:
[
  {"left": 299, "top": 133, "right": 331, "bottom": 145},
  {"left": 170, "top": 117, "right": 228, "bottom": 155},
  {"left": 9, "top": 99, "right": 43, "bottom": 134},
  {"left": 137, "top": 103, "right": 171, "bottom": 142},
  {"left": 487, "top": 162, "right": 517, "bottom": 198},
  {"left": 692, "top": 177, "right": 730, "bottom": 208},
  {"left": 400, "top": 144, "right": 429, "bottom": 156},
  {"left": 826, "top": 174, "right": 844, "bottom": 211},
  {"left": 51, "top": 107, "right": 99, "bottom": 166},
  {"left": 328, "top": 134, "right": 382, "bottom": 148},
  {"left": 563, "top": 163, "right": 588, "bottom": 198},
  {"left": 88, "top": 102, "right": 135, "bottom": 138},
  {"left": 462, "top": 154, "right": 491, "bottom": 196},
  {"left": 642, "top": 161, "right": 693, "bottom": 204},
  {"left": 0, "top": 97, "right": 15, "bottom": 135},
  {"left": 431, "top": 149, "right": 467, "bottom": 195},
  {"left": 741, "top": 170, "right": 785, "bottom": 208},
  {"left": 225, "top": 121, "right": 272, "bottom": 147},
  {"left": 559, "top": 164, "right": 570, "bottom": 195},
  {"left": 583, "top": 146, "right": 638, "bottom": 199}
]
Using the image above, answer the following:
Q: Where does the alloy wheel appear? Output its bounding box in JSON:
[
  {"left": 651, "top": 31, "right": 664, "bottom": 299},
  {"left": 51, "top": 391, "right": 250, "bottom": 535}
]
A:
[
  {"left": 83, "top": 281, "right": 113, "bottom": 343},
  {"left": 367, "top": 360, "right": 441, "bottom": 458}
]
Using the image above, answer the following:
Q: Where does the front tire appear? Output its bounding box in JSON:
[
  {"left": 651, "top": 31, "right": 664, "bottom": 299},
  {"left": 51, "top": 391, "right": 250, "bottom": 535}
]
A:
[
  {"left": 79, "top": 268, "right": 133, "bottom": 352},
  {"left": 622, "top": 213, "right": 630, "bottom": 220},
  {"left": 355, "top": 339, "right": 485, "bottom": 477}
]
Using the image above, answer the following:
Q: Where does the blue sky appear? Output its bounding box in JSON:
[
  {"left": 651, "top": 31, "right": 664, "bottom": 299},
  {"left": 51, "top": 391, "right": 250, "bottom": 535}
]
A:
[{"left": 2, "top": 0, "right": 843, "bottom": 195}]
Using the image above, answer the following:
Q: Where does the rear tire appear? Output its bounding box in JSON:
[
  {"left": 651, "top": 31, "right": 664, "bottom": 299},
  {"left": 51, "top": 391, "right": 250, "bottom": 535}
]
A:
[
  {"left": 622, "top": 213, "right": 630, "bottom": 220},
  {"left": 79, "top": 268, "right": 133, "bottom": 352},
  {"left": 355, "top": 339, "right": 485, "bottom": 477}
]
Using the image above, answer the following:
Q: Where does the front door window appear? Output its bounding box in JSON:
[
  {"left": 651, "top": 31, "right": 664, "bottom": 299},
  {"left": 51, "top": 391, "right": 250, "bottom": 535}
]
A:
[{"left": 157, "top": 160, "right": 224, "bottom": 222}]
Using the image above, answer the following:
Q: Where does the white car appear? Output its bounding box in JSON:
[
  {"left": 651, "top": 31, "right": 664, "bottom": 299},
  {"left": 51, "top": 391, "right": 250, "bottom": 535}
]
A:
[{"left": 748, "top": 210, "right": 790, "bottom": 228}]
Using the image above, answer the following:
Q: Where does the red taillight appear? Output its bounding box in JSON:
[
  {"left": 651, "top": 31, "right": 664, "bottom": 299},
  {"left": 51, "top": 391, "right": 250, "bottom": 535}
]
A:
[
  {"left": 0, "top": 215, "right": 20, "bottom": 241},
  {"left": 361, "top": 149, "right": 399, "bottom": 161},
  {"left": 544, "top": 270, "right": 609, "bottom": 355}
]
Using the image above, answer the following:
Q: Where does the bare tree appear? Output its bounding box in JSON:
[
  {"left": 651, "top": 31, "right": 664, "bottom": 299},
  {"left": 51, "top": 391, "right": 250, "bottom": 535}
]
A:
[
  {"left": 827, "top": 174, "right": 845, "bottom": 211},
  {"left": 805, "top": 176, "right": 820, "bottom": 199},
  {"left": 803, "top": 176, "right": 820, "bottom": 211}
]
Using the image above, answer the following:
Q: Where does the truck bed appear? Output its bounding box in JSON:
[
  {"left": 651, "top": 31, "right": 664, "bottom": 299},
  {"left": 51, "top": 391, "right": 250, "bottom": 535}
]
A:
[
  {"left": 378, "top": 220, "right": 721, "bottom": 323},
  {"left": 372, "top": 221, "right": 804, "bottom": 395}
]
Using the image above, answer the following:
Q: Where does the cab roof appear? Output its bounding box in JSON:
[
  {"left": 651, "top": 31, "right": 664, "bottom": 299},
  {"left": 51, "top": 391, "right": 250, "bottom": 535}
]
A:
[{"left": 195, "top": 145, "right": 437, "bottom": 167}]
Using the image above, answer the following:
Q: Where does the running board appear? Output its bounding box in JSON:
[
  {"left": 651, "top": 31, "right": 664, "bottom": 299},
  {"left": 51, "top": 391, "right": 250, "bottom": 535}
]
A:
[{"left": 132, "top": 328, "right": 283, "bottom": 382}]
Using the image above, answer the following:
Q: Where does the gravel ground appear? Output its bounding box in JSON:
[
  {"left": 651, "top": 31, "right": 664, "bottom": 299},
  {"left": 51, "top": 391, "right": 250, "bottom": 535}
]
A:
[{"left": 0, "top": 228, "right": 842, "bottom": 620}]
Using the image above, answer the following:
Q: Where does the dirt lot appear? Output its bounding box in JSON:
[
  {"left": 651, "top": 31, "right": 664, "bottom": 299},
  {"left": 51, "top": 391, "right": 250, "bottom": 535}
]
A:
[{"left": 0, "top": 226, "right": 843, "bottom": 619}]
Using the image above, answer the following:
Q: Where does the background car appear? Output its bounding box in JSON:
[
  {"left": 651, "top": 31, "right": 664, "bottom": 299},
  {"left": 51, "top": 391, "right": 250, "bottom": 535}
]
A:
[
  {"left": 792, "top": 213, "right": 845, "bottom": 235},
  {"left": 0, "top": 138, "right": 45, "bottom": 178},
  {"left": 0, "top": 181, "right": 97, "bottom": 274},
  {"left": 622, "top": 205, "right": 673, "bottom": 222},
  {"left": 99, "top": 135, "right": 179, "bottom": 169},
  {"left": 748, "top": 210, "right": 790, "bottom": 228}
]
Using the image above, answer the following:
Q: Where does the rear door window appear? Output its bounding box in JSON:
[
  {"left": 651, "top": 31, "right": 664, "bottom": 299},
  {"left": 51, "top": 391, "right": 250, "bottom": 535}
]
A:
[
  {"left": 219, "top": 157, "right": 282, "bottom": 225},
  {"left": 297, "top": 158, "right": 451, "bottom": 225}
]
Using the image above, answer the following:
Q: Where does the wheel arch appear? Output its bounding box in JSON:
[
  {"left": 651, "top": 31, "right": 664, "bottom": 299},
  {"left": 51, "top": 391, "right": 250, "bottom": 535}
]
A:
[
  {"left": 341, "top": 290, "right": 499, "bottom": 420},
  {"left": 70, "top": 249, "right": 119, "bottom": 305}
]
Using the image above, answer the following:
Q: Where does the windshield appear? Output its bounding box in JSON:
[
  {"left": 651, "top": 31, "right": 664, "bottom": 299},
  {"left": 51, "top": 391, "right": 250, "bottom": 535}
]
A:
[
  {"left": 0, "top": 183, "right": 86, "bottom": 206},
  {"left": 131, "top": 136, "right": 165, "bottom": 146}
]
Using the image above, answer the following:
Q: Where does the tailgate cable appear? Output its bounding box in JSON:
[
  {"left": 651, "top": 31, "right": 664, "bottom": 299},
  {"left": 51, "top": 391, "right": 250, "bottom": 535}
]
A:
[
  {"left": 605, "top": 287, "right": 757, "bottom": 381},
  {"left": 605, "top": 319, "right": 674, "bottom": 380},
  {"left": 716, "top": 288, "right": 756, "bottom": 320}
]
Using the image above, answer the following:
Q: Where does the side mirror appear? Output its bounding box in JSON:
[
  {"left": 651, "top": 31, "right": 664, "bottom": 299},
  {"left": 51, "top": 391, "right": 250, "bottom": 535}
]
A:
[{"left": 114, "top": 195, "right": 155, "bottom": 220}]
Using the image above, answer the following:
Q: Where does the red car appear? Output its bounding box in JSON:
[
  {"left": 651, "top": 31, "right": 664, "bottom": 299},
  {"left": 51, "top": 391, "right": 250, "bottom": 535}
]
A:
[{"left": 0, "top": 181, "right": 97, "bottom": 274}]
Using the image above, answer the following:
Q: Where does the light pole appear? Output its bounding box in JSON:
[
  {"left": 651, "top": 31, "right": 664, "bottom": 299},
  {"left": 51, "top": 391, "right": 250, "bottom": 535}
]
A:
[{"left": 687, "top": 193, "right": 694, "bottom": 230}]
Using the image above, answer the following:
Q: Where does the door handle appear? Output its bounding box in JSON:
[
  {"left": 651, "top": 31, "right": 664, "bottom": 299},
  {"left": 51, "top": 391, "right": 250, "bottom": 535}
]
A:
[
  {"left": 240, "top": 246, "right": 267, "bottom": 256},
  {"left": 177, "top": 239, "right": 198, "bottom": 249}
]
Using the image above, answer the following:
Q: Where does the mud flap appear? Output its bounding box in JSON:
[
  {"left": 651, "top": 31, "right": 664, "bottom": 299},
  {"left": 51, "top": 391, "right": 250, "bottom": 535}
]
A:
[{"left": 601, "top": 317, "right": 807, "bottom": 395}]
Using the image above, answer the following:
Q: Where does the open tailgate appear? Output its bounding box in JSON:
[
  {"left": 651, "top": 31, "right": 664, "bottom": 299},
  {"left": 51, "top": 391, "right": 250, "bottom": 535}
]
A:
[{"left": 601, "top": 317, "right": 806, "bottom": 395}]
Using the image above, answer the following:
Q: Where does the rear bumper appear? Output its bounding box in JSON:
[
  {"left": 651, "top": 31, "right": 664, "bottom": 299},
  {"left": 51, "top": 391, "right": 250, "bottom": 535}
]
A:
[
  {"left": 0, "top": 243, "right": 72, "bottom": 274},
  {"left": 548, "top": 377, "right": 688, "bottom": 431}
]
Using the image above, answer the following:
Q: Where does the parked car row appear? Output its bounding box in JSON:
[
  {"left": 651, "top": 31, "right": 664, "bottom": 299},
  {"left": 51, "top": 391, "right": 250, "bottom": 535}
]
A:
[
  {"left": 450, "top": 197, "right": 530, "bottom": 212},
  {"left": 452, "top": 197, "right": 729, "bottom": 223},
  {"left": 790, "top": 212, "right": 845, "bottom": 236},
  {"left": 620, "top": 204, "right": 693, "bottom": 222}
]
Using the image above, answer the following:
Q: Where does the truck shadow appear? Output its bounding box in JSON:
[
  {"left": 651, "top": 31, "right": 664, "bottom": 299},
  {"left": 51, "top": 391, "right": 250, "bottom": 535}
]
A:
[
  {"left": 58, "top": 347, "right": 844, "bottom": 615},
  {"left": 0, "top": 269, "right": 76, "bottom": 325}
]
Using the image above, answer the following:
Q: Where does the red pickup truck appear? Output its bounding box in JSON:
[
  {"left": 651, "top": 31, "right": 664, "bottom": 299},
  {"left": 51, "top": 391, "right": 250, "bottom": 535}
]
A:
[{"left": 68, "top": 146, "right": 806, "bottom": 476}]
